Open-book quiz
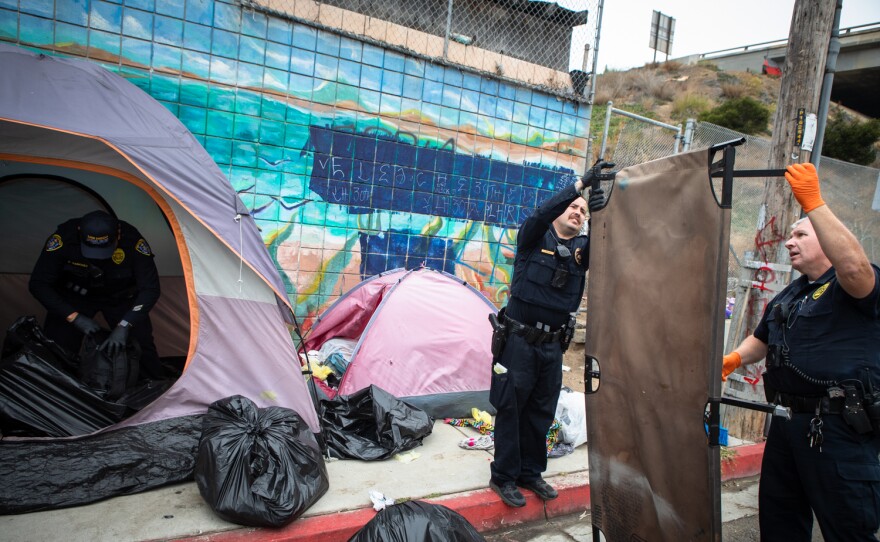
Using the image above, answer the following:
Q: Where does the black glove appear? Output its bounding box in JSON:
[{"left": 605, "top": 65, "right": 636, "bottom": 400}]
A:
[
  {"left": 99, "top": 324, "right": 130, "bottom": 357},
  {"left": 582, "top": 160, "right": 616, "bottom": 184},
  {"left": 71, "top": 314, "right": 101, "bottom": 336},
  {"left": 582, "top": 160, "right": 616, "bottom": 213},
  {"left": 588, "top": 186, "right": 606, "bottom": 212}
]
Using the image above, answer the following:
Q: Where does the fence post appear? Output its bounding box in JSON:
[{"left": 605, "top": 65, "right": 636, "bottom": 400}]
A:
[
  {"left": 443, "top": 0, "right": 453, "bottom": 60},
  {"left": 682, "top": 119, "right": 696, "bottom": 152},
  {"left": 599, "top": 100, "right": 613, "bottom": 160}
]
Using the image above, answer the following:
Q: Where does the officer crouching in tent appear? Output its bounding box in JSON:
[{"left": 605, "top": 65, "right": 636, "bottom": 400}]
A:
[{"left": 29, "top": 210, "right": 162, "bottom": 380}]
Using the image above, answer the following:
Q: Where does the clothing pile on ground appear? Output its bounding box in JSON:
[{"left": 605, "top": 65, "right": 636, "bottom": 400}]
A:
[
  {"left": 446, "top": 387, "right": 587, "bottom": 458},
  {"left": 301, "top": 337, "right": 357, "bottom": 392}
]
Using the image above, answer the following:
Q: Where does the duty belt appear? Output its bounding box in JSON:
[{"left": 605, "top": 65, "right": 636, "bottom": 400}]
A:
[
  {"left": 501, "top": 314, "right": 565, "bottom": 345},
  {"left": 775, "top": 393, "right": 845, "bottom": 414}
]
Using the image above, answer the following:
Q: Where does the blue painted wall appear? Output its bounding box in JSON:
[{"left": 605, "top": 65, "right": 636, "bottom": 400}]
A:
[{"left": 0, "top": 0, "right": 590, "bottom": 324}]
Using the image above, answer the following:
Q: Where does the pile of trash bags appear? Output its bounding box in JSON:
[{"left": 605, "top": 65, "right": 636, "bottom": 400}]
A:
[{"left": 0, "top": 316, "right": 170, "bottom": 438}]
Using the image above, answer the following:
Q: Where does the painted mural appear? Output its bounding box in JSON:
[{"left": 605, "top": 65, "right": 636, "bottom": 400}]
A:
[{"left": 0, "top": 0, "right": 590, "bottom": 326}]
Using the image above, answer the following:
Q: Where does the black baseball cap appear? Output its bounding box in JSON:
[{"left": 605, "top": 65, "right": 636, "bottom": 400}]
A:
[{"left": 79, "top": 211, "right": 118, "bottom": 259}]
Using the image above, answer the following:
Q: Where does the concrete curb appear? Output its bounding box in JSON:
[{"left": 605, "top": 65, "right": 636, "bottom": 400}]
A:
[
  {"left": 175, "top": 443, "right": 764, "bottom": 542},
  {"left": 721, "top": 442, "right": 765, "bottom": 481}
]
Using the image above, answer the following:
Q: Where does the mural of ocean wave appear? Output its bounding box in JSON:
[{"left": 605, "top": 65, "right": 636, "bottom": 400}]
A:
[{"left": 305, "top": 125, "right": 579, "bottom": 228}]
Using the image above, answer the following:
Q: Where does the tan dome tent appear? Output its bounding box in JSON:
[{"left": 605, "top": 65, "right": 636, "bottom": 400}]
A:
[{"left": 0, "top": 44, "right": 319, "bottom": 512}]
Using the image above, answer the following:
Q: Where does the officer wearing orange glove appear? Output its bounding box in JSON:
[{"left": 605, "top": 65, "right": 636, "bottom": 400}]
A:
[{"left": 721, "top": 162, "right": 880, "bottom": 541}]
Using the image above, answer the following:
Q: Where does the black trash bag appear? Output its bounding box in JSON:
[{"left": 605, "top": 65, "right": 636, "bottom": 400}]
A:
[
  {"left": 1, "top": 315, "right": 77, "bottom": 374},
  {"left": 0, "top": 414, "right": 201, "bottom": 514},
  {"left": 321, "top": 384, "right": 433, "bottom": 460},
  {"left": 0, "top": 339, "right": 128, "bottom": 438},
  {"left": 195, "top": 395, "right": 329, "bottom": 528},
  {"left": 79, "top": 331, "right": 140, "bottom": 401},
  {"left": 348, "top": 501, "right": 486, "bottom": 542},
  {"left": 117, "top": 379, "right": 174, "bottom": 411}
]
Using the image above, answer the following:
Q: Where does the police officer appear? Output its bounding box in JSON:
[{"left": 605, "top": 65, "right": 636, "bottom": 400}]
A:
[
  {"left": 489, "top": 162, "right": 612, "bottom": 508},
  {"left": 722, "top": 163, "right": 880, "bottom": 541},
  {"left": 29, "top": 210, "right": 163, "bottom": 380}
]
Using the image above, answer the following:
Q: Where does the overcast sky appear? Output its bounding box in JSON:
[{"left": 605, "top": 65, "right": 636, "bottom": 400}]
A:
[{"left": 585, "top": 0, "right": 880, "bottom": 72}]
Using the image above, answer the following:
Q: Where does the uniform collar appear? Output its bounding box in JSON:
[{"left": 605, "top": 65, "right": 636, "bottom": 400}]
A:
[{"left": 791, "top": 266, "right": 835, "bottom": 296}]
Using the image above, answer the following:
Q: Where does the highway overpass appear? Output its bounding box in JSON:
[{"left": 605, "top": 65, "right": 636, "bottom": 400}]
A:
[{"left": 677, "top": 23, "right": 880, "bottom": 118}]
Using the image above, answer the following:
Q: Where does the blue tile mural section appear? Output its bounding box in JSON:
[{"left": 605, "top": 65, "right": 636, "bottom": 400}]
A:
[{"left": 0, "top": 0, "right": 590, "bottom": 321}]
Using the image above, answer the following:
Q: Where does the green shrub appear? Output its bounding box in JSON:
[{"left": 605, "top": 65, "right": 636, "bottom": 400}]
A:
[
  {"left": 822, "top": 113, "right": 880, "bottom": 165},
  {"left": 670, "top": 94, "right": 712, "bottom": 122},
  {"left": 699, "top": 97, "right": 770, "bottom": 135}
]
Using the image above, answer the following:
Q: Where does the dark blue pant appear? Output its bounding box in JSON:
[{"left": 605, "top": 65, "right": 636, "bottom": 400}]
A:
[
  {"left": 759, "top": 412, "right": 880, "bottom": 542},
  {"left": 44, "top": 301, "right": 162, "bottom": 381},
  {"left": 489, "top": 333, "right": 562, "bottom": 485}
]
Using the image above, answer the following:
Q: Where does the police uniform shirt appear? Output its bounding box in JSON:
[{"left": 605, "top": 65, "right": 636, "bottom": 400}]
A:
[
  {"left": 29, "top": 218, "right": 161, "bottom": 327},
  {"left": 755, "top": 264, "right": 880, "bottom": 396},
  {"left": 508, "top": 182, "right": 589, "bottom": 327}
]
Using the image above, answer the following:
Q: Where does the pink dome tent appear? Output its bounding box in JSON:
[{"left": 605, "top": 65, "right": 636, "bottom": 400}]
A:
[{"left": 302, "top": 268, "right": 496, "bottom": 418}]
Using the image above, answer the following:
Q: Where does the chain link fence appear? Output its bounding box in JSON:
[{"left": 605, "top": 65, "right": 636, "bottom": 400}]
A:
[
  {"left": 246, "top": 0, "right": 598, "bottom": 95},
  {"left": 602, "top": 114, "right": 880, "bottom": 296},
  {"left": 597, "top": 101, "right": 682, "bottom": 166}
]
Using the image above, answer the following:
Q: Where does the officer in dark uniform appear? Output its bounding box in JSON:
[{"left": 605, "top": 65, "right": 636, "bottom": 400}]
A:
[
  {"left": 29, "top": 210, "right": 163, "bottom": 380},
  {"left": 488, "top": 161, "right": 612, "bottom": 508},
  {"left": 722, "top": 163, "right": 880, "bottom": 541}
]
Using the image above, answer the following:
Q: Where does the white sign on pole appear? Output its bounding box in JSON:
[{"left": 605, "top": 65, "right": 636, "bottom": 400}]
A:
[{"left": 649, "top": 10, "right": 675, "bottom": 56}]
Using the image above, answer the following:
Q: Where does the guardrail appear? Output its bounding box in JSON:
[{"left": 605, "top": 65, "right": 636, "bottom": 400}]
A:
[{"left": 698, "top": 21, "right": 880, "bottom": 60}]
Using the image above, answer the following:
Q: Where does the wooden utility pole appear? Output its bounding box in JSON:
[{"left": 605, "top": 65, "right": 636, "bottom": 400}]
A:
[{"left": 723, "top": 0, "right": 837, "bottom": 442}]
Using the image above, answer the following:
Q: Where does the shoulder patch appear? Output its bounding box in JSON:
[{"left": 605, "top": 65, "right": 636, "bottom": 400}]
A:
[
  {"left": 45, "top": 234, "right": 63, "bottom": 252},
  {"left": 135, "top": 238, "right": 152, "bottom": 256},
  {"left": 812, "top": 283, "right": 829, "bottom": 300}
]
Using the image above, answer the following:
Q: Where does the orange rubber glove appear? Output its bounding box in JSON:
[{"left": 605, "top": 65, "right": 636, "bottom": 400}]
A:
[
  {"left": 784, "top": 163, "right": 825, "bottom": 213},
  {"left": 721, "top": 352, "right": 742, "bottom": 382}
]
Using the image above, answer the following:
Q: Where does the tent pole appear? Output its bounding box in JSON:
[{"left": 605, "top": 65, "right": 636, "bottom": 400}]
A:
[{"left": 291, "top": 312, "right": 329, "bottom": 456}]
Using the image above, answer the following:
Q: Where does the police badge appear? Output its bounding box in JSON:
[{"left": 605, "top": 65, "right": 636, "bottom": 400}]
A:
[
  {"left": 45, "top": 234, "right": 63, "bottom": 251},
  {"left": 135, "top": 238, "right": 152, "bottom": 256}
]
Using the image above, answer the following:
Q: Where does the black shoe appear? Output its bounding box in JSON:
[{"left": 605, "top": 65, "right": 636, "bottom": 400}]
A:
[
  {"left": 517, "top": 478, "right": 558, "bottom": 500},
  {"left": 490, "top": 480, "right": 526, "bottom": 507}
]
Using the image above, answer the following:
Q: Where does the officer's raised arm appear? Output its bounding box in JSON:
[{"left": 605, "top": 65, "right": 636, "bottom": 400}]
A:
[{"left": 785, "top": 163, "right": 875, "bottom": 299}]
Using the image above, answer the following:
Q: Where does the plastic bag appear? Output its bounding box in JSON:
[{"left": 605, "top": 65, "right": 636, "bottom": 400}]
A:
[
  {"left": 319, "top": 337, "right": 357, "bottom": 361},
  {"left": 79, "top": 331, "right": 140, "bottom": 400},
  {"left": 348, "top": 500, "right": 485, "bottom": 542},
  {"left": 555, "top": 388, "right": 587, "bottom": 448},
  {"left": 321, "top": 385, "right": 433, "bottom": 460},
  {"left": 0, "top": 321, "right": 128, "bottom": 437},
  {"left": 0, "top": 414, "right": 201, "bottom": 514},
  {"left": 195, "top": 395, "right": 329, "bottom": 527},
  {"left": 1, "top": 315, "right": 76, "bottom": 374}
]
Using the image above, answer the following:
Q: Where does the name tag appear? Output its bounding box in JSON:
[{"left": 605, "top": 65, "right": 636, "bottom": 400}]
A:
[{"left": 541, "top": 249, "right": 554, "bottom": 255}]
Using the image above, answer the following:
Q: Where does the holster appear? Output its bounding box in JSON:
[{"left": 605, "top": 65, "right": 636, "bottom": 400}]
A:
[
  {"left": 560, "top": 315, "right": 576, "bottom": 353},
  {"left": 488, "top": 311, "right": 507, "bottom": 359}
]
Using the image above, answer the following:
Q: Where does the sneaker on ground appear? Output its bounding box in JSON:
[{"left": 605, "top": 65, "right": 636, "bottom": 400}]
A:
[{"left": 458, "top": 436, "right": 494, "bottom": 450}]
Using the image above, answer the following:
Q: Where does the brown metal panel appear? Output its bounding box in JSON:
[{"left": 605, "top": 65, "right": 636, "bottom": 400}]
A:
[{"left": 585, "top": 149, "right": 728, "bottom": 542}]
